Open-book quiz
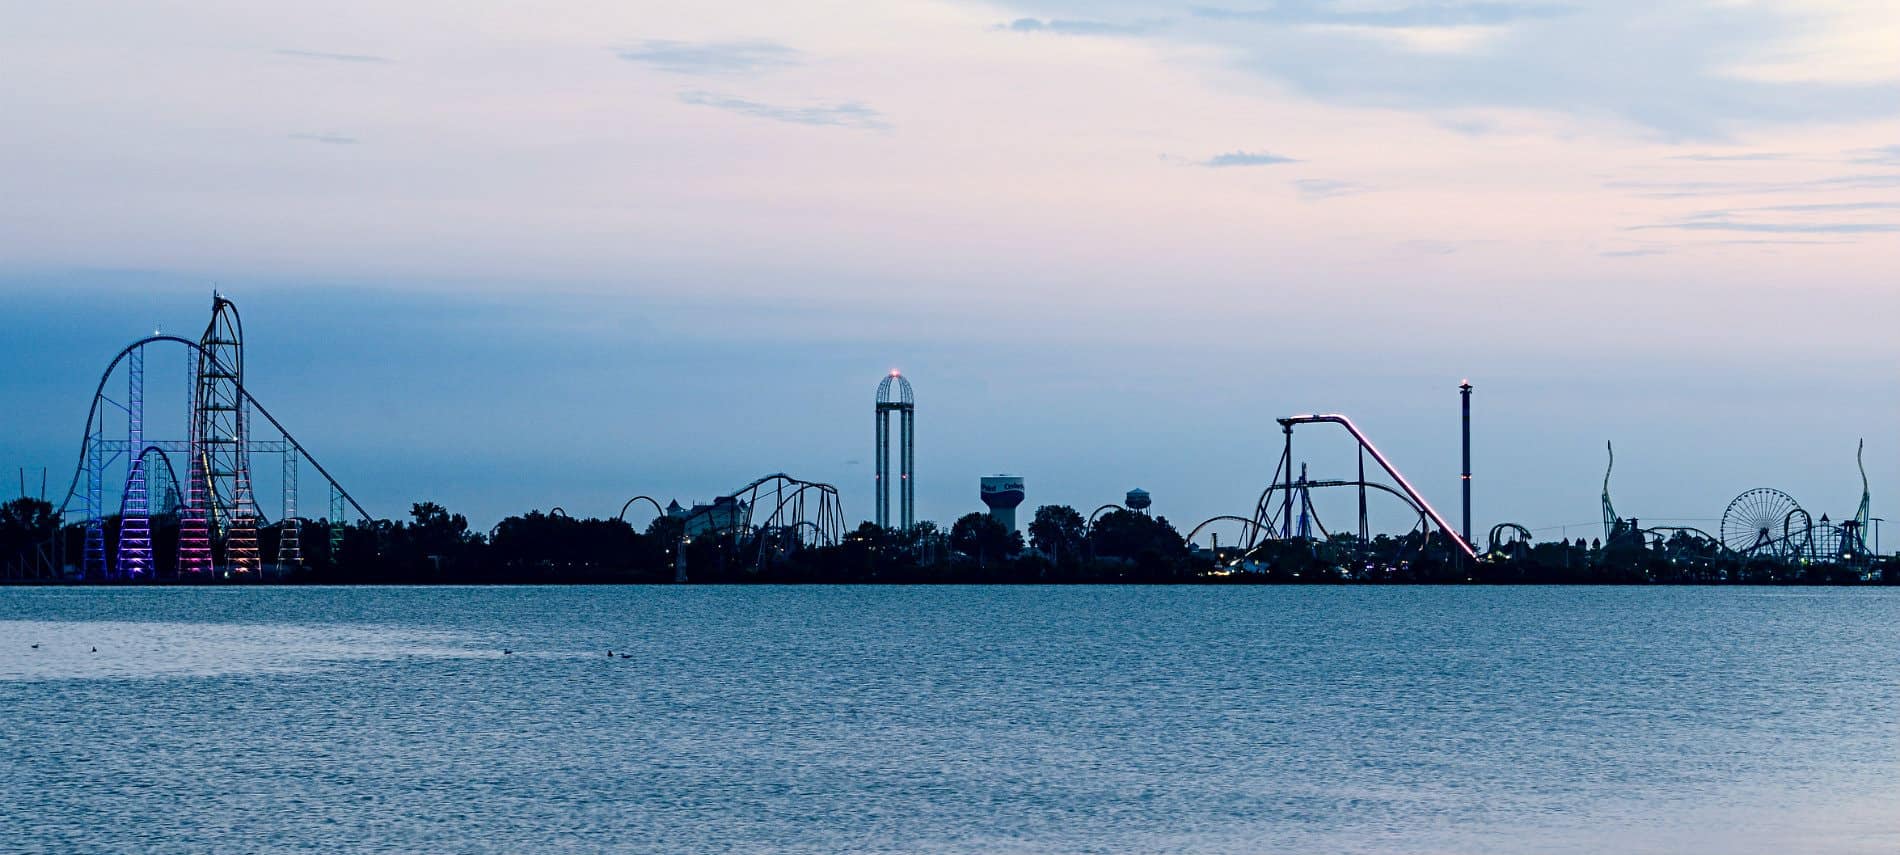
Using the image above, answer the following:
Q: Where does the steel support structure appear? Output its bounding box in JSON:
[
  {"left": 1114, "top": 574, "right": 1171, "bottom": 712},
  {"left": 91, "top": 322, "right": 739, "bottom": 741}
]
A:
[
  {"left": 178, "top": 351, "right": 212, "bottom": 575},
  {"left": 197, "top": 295, "right": 259, "bottom": 575},
  {"left": 277, "top": 450, "right": 302, "bottom": 570},
  {"left": 118, "top": 344, "right": 152, "bottom": 577},
  {"left": 83, "top": 429, "right": 105, "bottom": 579},
  {"left": 329, "top": 484, "right": 346, "bottom": 558}
]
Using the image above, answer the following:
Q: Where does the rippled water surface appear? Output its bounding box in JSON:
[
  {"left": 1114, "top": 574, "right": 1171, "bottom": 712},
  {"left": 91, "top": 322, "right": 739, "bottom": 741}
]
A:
[{"left": 4, "top": 586, "right": 1899, "bottom": 853}]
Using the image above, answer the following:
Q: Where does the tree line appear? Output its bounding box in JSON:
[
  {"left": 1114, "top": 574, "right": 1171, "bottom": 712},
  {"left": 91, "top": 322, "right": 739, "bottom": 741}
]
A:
[{"left": 3, "top": 496, "right": 1894, "bottom": 584}]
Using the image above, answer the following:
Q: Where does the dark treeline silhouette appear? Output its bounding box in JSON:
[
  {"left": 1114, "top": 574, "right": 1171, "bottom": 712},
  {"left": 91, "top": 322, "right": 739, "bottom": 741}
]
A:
[{"left": 3, "top": 497, "right": 1894, "bottom": 584}]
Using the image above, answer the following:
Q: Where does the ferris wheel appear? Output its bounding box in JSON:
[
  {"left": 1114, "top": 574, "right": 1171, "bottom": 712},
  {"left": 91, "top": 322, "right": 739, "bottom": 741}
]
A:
[{"left": 1720, "top": 488, "right": 1810, "bottom": 559}]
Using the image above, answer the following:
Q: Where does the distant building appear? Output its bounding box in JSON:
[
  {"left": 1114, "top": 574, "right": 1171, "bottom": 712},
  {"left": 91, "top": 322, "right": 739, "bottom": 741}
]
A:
[{"left": 669, "top": 495, "right": 749, "bottom": 538}]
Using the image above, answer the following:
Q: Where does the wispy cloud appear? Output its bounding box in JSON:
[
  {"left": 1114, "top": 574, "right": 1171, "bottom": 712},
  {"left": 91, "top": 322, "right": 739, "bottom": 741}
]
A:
[
  {"left": 1293, "top": 178, "right": 1368, "bottom": 199},
  {"left": 999, "top": 18, "right": 1154, "bottom": 36},
  {"left": 290, "top": 133, "right": 358, "bottom": 145},
  {"left": 1193, "top": 2, "right": 1572, "bottom": 28},
  {"left": 275, "top": 48, "right": 387, "bottom": 64},
  {"left": 1633, "top": 220, "right": 1900, "bottom": 234},
  {"left": 1607, "top": 173, "right": 1900, "bottom": 198},
  {"left": 972, "top": 0, "right": 1897, "bottom": 137},
  {"left": 1203, "top": 150, "right": 1298, "bottom": 167},
  {"left": 678, "top": 91, "right": 887, "bottom": 130},
  {"left": 1601, "top": 247, "right": 1668, "bottom": 257},
  {"left": 1850, "top": 145, "right": 1900, "bottom": 166},
  {"left": 617, "top": 40, "right": 800, "bottom": 76},
  {"left": 1666, "top": 152, "right": 1792, "bottom": 162},
  {"left": 1716, "top": 238, "right": 1854, "bottom": 246},
  {"left": 1740, "top": 201, "right": 1900, "bottom": 214}
]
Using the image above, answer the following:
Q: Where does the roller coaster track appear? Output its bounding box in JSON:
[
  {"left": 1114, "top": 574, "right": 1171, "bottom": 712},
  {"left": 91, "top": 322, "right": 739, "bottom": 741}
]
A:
[
  {"left": 1252, "top": 478, "right": 1432, "bottom": 543},
  {"left": 115, "top": 446, "right": 184, "bottom": 519},
  {"left": 55, "top": 334, "right": 371, "bottom": 526},
  {"left": 617, "top": 495, "right": 665, "bottom": 524},
  {"left": 1273, "top": 414, "right": 1475, "bottom": 560}
]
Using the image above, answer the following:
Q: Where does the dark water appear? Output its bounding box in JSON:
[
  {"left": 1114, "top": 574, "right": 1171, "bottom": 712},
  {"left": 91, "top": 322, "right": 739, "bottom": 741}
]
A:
[{"left": 3, "top": 586, "right": 1898, "bottom": 854}]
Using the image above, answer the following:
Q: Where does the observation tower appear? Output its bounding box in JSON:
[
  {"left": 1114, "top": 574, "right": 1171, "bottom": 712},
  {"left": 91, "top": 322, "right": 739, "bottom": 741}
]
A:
[{"left": 874, "top": 371, "right": 915, "bottom": 530}]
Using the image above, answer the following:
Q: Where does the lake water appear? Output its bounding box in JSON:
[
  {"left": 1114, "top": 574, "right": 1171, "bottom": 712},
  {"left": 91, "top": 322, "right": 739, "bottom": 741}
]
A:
[{"left": 3, "top": 586, "right": 1898, "bottom": 853}]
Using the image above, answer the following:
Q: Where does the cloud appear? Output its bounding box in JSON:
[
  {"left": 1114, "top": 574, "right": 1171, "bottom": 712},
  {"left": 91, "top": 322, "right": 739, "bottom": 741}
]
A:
[
  {"left": 1293, "top": 178, "right": 1368, "bottom": 199},
  {"left": 1850, "top": 144, "right": 1900, "bottom": 165},
  {"left": 1000, "top": 17, "right": 1153, "bottom": 35},
  {"left": 289, "top": 133, "right": 358, "bottom": 145},
  {"left": 1672, "top": 201, "right": 1900, "bottom": 219},
  {"left": 972, "top": 1, "right": 1900, "bottom": 136},
  {"left": 1633, "top": 220, "right": 1900, "bottom": 234},
  {"left": 1607, "top": 172, "right": 1900, "bottom": 198},
  {"left": 1634, "top": 199, "right": 1900, "bottom": 237},
  {"left": 617, "top": 40, "right": 800, "bottom": 75},
  {"left": 1203, "top": 150, "right": 1298, "bottom": 167},
  {"left": 1715, "top": 238, "right": 1854, "bottom": 246},
  {"left": 1192, "top": 2, "right": 1571, "bottom": 28},
  {"left": 1666, "top": 152, "right": 1792, "bottom": 162},
  {"left": 274, "top": 48, "right": 387, "bottom": 64},
  {"left": 1601, "top": 247, "right": 1668, "bottom": 257},
  {"left": 1740, "top": 201, "right": 1900, "bottom": 214},
  {"left": 677, "top": 91, "right": 887, "bottom": 130}
]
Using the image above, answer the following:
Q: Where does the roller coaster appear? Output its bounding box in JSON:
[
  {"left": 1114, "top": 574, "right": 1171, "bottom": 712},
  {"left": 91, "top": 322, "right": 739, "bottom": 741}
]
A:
[
  {"left": 19, "top": 295, "right": 370, "bottom": 580},
  {"left": 1486, "top": 440, "right": 1876, "bottom": 570},
  {"left": 619, "top": 473, "right": 845, "bottom": 572},
  {"left": 1188, "top": 413, "right": 1475, "bottom": 566},
  {"left": 1713, "top": 443, "right": 1873, "bottom": 565}
]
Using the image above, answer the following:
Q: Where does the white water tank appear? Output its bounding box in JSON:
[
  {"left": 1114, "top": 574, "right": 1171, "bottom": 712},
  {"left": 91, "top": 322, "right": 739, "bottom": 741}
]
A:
[{"left": 980, "top": 475, "right": 1025, "bottom": 531}]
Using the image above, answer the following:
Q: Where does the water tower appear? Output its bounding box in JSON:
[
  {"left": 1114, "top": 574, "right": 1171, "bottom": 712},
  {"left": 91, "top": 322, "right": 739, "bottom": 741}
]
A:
[
  {"left": 1125, "top": 488, "right": 1151, "bottom": 514},
  {"left": 980, "top": 475, "right": 1025, "bottom": 531}
]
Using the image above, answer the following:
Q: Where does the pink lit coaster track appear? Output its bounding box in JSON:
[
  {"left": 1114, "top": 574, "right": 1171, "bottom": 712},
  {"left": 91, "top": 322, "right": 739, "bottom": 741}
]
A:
[{"left": 1189, "top": 413, "right": 1476, "bottom": 565}]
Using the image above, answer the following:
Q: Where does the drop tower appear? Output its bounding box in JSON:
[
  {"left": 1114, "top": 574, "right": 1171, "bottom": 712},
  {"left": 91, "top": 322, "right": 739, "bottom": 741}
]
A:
[{"left": 874, "top": 371, "right": 915, "bottom": 530}]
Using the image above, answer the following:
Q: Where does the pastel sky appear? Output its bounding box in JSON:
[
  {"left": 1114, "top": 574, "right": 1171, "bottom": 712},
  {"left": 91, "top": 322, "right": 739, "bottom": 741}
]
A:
[{"left": 2, "top": 1, "right": 1896, "bottom": 540}]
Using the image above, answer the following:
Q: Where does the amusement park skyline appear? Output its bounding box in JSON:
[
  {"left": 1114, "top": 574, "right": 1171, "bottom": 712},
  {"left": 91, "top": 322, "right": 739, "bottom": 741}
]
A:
[
  {"left": 0, "top": 279, "right": 1889, "bottom": 542},
  {"left": 1, "top": 1, "right": 1897, "bottom": 536}
]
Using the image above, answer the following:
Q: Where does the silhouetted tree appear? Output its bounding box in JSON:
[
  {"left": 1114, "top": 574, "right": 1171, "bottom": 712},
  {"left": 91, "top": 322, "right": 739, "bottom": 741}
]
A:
[
  {"left": 950, "top": 512, "right": 1020, "bottom": 568},
  {"left": 1028, "top": 505, "right": 1086, "bottom": 566},
  {"left": 1086, "top": 509, "right": 1185, "bottom": 577},
  {"left": 1, "top": 497, "right": 57, "bottom": 569}
]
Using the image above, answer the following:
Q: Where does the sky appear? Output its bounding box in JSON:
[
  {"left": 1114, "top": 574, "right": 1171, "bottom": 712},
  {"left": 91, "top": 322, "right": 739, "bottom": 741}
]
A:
[{"left": 1, "top": 0, "right": 1897, "bottom": 543}]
